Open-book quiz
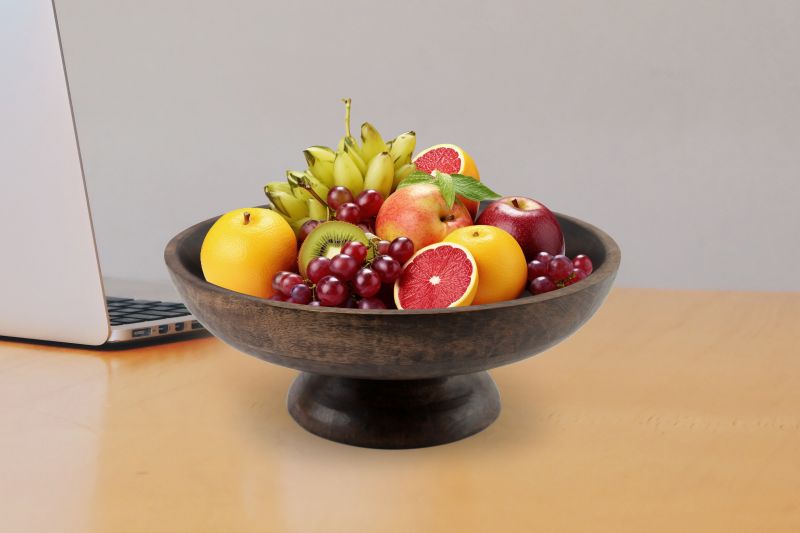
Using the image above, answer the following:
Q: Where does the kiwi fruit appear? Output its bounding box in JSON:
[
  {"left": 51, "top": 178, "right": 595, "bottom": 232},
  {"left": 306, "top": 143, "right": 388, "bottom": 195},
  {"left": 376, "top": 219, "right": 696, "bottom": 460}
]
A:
[{"left": 297, "top": 221, "right": 370, "bottom": 277}]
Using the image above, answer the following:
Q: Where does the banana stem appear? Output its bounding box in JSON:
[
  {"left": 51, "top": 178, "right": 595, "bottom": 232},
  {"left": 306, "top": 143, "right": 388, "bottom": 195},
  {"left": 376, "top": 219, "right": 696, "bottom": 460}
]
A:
[
  {"left": 300, "top": 177, "right": 329, "bottom": 208},
  {"left": 342, "top": 98, "right": 352, "bottom": 138}
]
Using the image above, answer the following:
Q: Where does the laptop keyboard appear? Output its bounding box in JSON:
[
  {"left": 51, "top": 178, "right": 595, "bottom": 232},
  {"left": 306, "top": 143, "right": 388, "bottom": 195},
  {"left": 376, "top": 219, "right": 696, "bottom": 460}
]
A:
[{"left": 106, "top": 296, "right": 191, "bottom": 326}]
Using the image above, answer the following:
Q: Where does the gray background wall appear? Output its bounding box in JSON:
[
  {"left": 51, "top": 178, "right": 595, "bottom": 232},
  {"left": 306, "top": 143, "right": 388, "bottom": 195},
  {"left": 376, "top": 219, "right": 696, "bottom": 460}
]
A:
[{"left": 56, "top": 0, "right": 800, "bottom": 291}]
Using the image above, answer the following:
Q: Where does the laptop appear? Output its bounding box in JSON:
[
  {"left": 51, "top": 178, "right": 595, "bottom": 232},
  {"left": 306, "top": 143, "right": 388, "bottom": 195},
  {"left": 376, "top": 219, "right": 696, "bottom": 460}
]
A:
[{"left": 0, "top": 0, "right": 204, "bottom": 345}]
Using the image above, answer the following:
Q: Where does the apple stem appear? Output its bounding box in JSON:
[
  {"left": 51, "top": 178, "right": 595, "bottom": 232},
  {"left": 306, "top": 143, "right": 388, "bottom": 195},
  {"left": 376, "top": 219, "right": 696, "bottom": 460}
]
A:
[
  {"left": 442, "top": 214, "right": 456, "bottom": 222},
  {"left": 512, "top": 198, "right": 520, "bottom": 209},
  {"left": 342, "top": 98, "right": 352, "bottom": 138},
  {"left": 243, "top": 211, "right": 251, "bottom": 225}
]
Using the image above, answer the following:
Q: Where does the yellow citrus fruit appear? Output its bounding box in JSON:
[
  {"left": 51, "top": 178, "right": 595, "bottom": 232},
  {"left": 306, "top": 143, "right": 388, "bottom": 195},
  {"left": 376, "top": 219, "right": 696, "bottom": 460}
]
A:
[
  {"left": 200, "top": 208, "right": 296, "bottom": 298},
  {"left": 412, "top": 144, "right": 481, "bottom": 217},
  {"left": 443, "top": 225, "right": 527, "bottom": 304}
]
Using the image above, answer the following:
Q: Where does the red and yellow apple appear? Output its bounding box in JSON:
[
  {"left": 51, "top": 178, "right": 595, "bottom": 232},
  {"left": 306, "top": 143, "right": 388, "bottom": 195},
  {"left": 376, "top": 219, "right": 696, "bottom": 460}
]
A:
[
  {"left": 375, "top": 183, "right": 473, "bottom": 250},
  {"left": 476, "top": 196, "right": 565, "bottom": 260}
]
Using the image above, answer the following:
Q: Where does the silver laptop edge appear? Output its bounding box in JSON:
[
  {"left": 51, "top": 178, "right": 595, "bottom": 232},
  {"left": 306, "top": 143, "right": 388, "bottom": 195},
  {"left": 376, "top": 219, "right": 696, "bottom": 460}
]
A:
[{"left": 0, "top": 1, "right": 199, "bottom": 345}]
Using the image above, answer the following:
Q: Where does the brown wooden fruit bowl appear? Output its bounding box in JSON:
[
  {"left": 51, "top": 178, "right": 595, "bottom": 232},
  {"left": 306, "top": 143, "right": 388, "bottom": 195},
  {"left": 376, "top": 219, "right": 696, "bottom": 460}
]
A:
[{"left": 165, "top": 211, "right": 620, "bottom": 449}]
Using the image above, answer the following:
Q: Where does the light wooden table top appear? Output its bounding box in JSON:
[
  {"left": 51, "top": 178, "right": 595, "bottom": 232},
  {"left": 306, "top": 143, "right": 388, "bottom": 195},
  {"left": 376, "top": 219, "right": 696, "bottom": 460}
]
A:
[{"left": 1, "top": 288, "right": 798, "bottom": 533}]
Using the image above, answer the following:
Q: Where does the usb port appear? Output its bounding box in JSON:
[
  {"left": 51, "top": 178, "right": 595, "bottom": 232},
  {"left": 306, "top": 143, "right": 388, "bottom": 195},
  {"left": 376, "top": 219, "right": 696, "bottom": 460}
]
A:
[
  {"left": 132, "top": 327, "right": 151, "bottom": 338},
  {"left": 174, "top": 322, "right": 185, "bottom": 332},
  {"left": 158, "top": 324, "right": 169, "bottom": 334},
  {"left": 191, "top": 320, "right": 203, "bottom": 330}
]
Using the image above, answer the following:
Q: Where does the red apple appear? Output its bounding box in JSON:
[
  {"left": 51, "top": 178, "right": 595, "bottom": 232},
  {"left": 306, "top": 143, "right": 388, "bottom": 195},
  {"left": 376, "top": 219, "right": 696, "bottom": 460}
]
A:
[
  {"left": 375, "top": 183, "right": 473, "bottom": 250},
  {"left": 476, "top": 196, "right": 565, "bottom": 260}
]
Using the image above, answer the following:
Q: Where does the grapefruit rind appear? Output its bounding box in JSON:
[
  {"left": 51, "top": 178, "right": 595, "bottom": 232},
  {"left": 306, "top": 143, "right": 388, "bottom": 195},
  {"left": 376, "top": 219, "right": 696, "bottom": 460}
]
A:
[{"left": 393, "top": 242, "right": 479, "bottom": 310}]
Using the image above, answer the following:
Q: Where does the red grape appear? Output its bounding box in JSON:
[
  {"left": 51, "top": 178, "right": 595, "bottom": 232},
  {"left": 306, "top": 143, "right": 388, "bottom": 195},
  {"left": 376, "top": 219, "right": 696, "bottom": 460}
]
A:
[
  {"left": 562, "top": 268, "right": 588, "bottom": 287},
  {"left": 377, "top": 284, "right": 397, "bottom": 309},
  {"left": 376, "top": 240, "right": 390, "bottom": 255},
  {"left": 279, "top": 273, "right": 305, "bottom": 296},
  {"left": 343, "top": 296, "right": 358, "bottom": 308},
  {"left": 547, "top": 255, "right": 573, "bottom": 281},
  {"left": 289, "top": 284, "right": 312, "bottom": 304},
  {"left": 573, "top": 254, "right": 593, "bottom": 275},
  {"left": 530, "top": 276, "right": 557, "bottom": 295},
  {"left": 536, "top": 251, "right": 553, "bottom": 264},
  {"left": 357, "top": 222, "right": 374, "bottom": 234},
  {"left": 341, "top": 241, "right": 368, "bottom": 263},
  {"left": 298, "top": 219, "right": 320, "bottom": 242},
  {"left": 355, "top": 189, "right": 384, "bottom": 219},
  {"left": 269, "top": 294, "right": 288, "bottom": 302},
  {"left": 353, "top": 267, "right": 381, "bottom": 298},
  {"left": 357, "top": 297, "right": 387, "bottom": 309},
  {"left": 306, "top": 257, "right": 331, "bottom": 284},
  {"left": 316, "top": 275, "right": 349, "bottom": 307},
  {"left": 336, "top": 202, "right": 361, "bottom": 224},
  {"left": 272, "top": 271, "right": 291, "bottom": 294},
  {"left": 388, "top": 237, "right": 414, "bottom": 265},
  {"left": 526, "top": 260, "right": 547, "bottom": 281},
  {"left": 329, "top": 253, "right": 360, "bottom": 281},
  {"left": 372, "top": 255, "right": 402, "bottom": 284},
  {"left": 327, "top": 186, "right": 353, "bottom": 210}
]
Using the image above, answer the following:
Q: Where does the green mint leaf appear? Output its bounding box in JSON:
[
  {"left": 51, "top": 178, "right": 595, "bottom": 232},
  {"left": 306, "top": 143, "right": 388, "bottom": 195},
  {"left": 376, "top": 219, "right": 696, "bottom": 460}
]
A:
[
  {"left": 450, "top": 174, "right": 502, "bottom": 201},
  {"left": 434, "top": 171, "right": 455, "bottom": 208},
  {"left": 396, "top": 171, "right": 435, "bottom": 190}
]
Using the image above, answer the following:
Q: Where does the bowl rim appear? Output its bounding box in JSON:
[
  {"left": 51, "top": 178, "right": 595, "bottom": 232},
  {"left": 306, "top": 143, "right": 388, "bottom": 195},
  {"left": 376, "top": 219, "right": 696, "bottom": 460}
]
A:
[{"left": 165, "top": 210, "right": 621, "bottom": 316}]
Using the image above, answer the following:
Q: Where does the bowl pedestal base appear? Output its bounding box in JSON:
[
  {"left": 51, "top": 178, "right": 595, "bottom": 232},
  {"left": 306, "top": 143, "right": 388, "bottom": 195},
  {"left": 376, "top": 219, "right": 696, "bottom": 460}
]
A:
[{"left": 287, "top": 371, "right": 501, "bottom": 449}]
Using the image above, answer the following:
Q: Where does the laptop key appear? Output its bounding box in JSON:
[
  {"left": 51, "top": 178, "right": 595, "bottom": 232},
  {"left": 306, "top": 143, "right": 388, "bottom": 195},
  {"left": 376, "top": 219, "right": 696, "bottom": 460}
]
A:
[
  {"left": 124, "top": 313, "right": 163, "bottom": 321},
  {"left": 129, "top": 299, "right": 161, "bottom": 306},
  {"left": 110, "top": 317, "right": 141, "bottom": 325},
  {"left": 151, "top": 311, "right": 191, "bottom": 318},
  {"left": 106, "top": 297, "right": 133, "bottom": 303}
]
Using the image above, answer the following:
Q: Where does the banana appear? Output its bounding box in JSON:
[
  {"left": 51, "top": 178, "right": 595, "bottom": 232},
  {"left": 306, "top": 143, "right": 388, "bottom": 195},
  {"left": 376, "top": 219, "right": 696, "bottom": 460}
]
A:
[
  {"left": 388, "top": 131, "right": 415, "bottom": 169},
  {"left": 343, "top": 137, "right": 367, "bottom": 174},
  {"left": 392, "top": 163, "right": 416, "bottom": 190},
  {"left": 362, "top": 152, "right": 394, "bottom": 199},
  {"left": 287, "top": 170, "right": 330, "bottom": 203},
  {"left": 333, "top": 150, "right": 364, "bottom": 195},
  {"left": 264, "top": 181, "right": 292, "bottom": 196},
  {"left": 303, "top": 146, "right": 336, "bottom": 188},
  {"left": 292, "top": 185, "right": 313, "bottom": 203},
  {"left": 304, "top": 172, "right": 331, "bottom": 201},
  {"left": 360, "top": 122, "right": 388, "bottom": 162},
  {"left": 267, "top": 190, "right": 308, "bottom": 220},
  {"left": 308, "top": 198, "right": 328, "bottom": 220}
]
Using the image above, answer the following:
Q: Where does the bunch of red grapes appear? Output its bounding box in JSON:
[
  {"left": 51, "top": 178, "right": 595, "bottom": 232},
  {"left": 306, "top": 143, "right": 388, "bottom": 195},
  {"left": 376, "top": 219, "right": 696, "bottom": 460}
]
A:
[
  {"left": 271, "top": 236, "right": 415, "bottom": 309},
  {"left": 299, "top": 186, "right": 383, "bottom": 242},
  {"left": 527, "top": 252, "right": 593, "bottom": 295}
]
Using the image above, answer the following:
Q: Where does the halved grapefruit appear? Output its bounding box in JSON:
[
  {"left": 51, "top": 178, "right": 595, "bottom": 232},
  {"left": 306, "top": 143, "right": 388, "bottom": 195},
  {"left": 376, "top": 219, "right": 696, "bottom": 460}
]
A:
[
  {"left": 412, "top": 144, "right": 481, "bottom": 217},
  {"left": 394, "top": 242, "right": 479, "bottom": 309}
]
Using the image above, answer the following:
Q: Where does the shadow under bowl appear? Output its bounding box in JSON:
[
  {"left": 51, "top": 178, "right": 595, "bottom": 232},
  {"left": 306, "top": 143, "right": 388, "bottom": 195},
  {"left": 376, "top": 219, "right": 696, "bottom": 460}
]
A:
[{"left": 165, "top": 212, "right": 620, "bottom": 448}]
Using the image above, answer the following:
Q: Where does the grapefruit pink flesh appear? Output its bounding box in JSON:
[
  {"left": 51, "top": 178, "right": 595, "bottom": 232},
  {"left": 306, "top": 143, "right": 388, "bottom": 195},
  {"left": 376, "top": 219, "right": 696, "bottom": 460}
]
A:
[
  {"left": 394, "top": 243, "right": 478, "bottom": 309},
  {"left": 413, "top": 147, "right": 463, "bottom": 174}
]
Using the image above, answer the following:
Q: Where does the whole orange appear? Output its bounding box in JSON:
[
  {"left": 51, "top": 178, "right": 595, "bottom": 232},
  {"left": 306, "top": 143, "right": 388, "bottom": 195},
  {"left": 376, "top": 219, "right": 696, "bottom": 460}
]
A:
[
  {"left": 443, "top": 225, "right": 527, "bottom": 304},
  {"left": 200, "top": 208, "right": 296, "bottom": 298}
]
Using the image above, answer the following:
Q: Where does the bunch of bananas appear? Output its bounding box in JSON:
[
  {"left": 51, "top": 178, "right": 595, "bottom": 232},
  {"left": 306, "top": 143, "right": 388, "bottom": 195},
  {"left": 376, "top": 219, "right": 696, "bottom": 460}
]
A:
[{"left": 265, "top": 99, "right": 417, "bottom": 236}]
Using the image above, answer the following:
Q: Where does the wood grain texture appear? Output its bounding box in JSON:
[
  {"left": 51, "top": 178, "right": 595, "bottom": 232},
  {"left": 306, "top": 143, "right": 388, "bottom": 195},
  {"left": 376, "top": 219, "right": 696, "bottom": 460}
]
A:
[
  {"left": 287, "top": 372, "right": 501, "bottom": 449},
  {"left": 164, "top": 213, "right": 621, "bottom": 380},
  {"left": 1, "top": 289, "right": 799, "bottom": 532}
]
